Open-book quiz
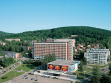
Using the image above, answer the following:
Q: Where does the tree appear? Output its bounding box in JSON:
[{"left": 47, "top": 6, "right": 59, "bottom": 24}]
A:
[
  {"left": 0, "top": 58, "right": 2, "bottom": 66},
  {"left": 15, "top": 46, "right": 20, "bottom": 52},
  {"left": 79, "top": 51, "right": 84, "bottom": 60},
  {"left": 100, "top": 44, "right": 104, "bottom": 49},
  {"left": 109, "top": 63, "right": 111, "bottom": 75},
  {"left": 21, "top": 51, "right": 25, "bottom": 57},
  {"left": 78, "top": 60, "right": 83, "bottom": 72},
  {"left": 28, "top": 49, "right": 32, "bottom": 58},
  {"left": 0, "top": 52, "right": 4, "bottom": 56},
  {"left": 51, "top": 53, "right": 56, "bottom": 61},
  {"left": 2, "top": 57, "right": 9, "bottom": 67},
  {"left": 21, "top": 46, "right": 25, "bottom": 52},
  {"left": 83, "top": 57, "right": 87, "bottom": 65},
  {"left": 8, "top": 57, "right": 16, "bottom": 64},
  {"left": 42, "top": 53, "right": 56, "bottom": 69},
  {"left": 91, "top": 65, "right": 101, "bottom": 83}
]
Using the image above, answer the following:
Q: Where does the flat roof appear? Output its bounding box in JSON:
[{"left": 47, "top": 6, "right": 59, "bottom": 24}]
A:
[
  {"left": 48, "top": 59, "right": 80, "bottom": 66},
  {"left": 34, "top": 42, "right": 68, "bottom": 44}
]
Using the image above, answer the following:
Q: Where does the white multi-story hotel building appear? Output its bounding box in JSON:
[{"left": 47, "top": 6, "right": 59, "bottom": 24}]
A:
[{"left": 84, "top": 48, "right": 110, "bottom": 64}]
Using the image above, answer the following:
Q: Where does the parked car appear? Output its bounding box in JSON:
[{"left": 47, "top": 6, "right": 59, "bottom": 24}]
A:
[
  {"left": 9, "top": 67, "right": 12, "bottom": 69},
  {"left": 35, "top": 79, "right": 37, "bottom": 81},
  {"left": 25, "top": 77, "right": 28, "bottom": 79},
  {"left": 53, "top": 77, "right": 56, "bottom": 79},
  {"left": 47, "top": 76, "right": 50, "bottom": 78},
  {"left": 22, "top": 77, "right": 24, "bottom": 79},
  {"left": 31, "top": 78, "right": 34, "bottom": 80},
  {"left": 24, "top": 75, "right": 27, "bottom": 77},
  {"left": 41, "top": 75, "right": 44, "bottom": 77}
]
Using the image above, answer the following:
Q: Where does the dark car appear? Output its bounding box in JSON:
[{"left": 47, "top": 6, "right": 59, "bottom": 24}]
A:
[
  {"left": 53, "top": 77, "right": 56, "bottom": 79},
  {"left": 44, "top": 76, "right": 46, "bottom": 78},
  {"left": 41, "top": 75, "right": 44, "bottom": 77},
  {"left": 9, "top": 67, "right": 12, "bottom": 69},
  {"left": 47, "top": 76, "right": 50, "bottom": 78},
  {"left": 25, "top": 77, "right": 28, "bottom": 79},
  {"left": 31, "top": 78, "right": 34, "bottom": 80},
  {"left": 35, "top": 79, "right": 37, "bottom": 81},
  {"left": 24, "top": 75, "right": 27, "bottom": 77}
]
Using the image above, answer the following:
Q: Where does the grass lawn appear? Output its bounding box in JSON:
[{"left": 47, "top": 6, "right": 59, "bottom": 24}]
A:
[
  {"left": 99, "top": 64, "right": 109, "bottom": 68},
  {"left": 0, "top": 71, "right": 24, "bottom": 82},
  {"left": 73, "top": 70, "right": 91, "bottom": 79},
  {"left": 88, "top": 64, "right": 109, "bottom": 68},
  {"left": 84, "top": 67, "right": 92, "bottom": 72},
  {"left": 88, "top": 63, "right": 109, "bottom": 68},
  {"left": 14, "top": 64, "right": 36, "bottom": 72},
  {"left": 16, "top": 59, "right": 21, "bottom": 62}
]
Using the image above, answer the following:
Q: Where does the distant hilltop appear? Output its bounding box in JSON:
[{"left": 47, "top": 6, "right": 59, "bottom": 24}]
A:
[{"left": 0, "top": 26, "right": 111, "bottom": 41}]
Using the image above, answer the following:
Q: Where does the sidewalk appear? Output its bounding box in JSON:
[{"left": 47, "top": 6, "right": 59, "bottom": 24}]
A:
[{"left": 0, "top": 62, "right": 22, "bottom": 77}]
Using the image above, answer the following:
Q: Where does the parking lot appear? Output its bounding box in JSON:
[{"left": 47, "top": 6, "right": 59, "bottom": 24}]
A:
[{"left": 4, "top": 72, "right": 71, "bottom": 83}]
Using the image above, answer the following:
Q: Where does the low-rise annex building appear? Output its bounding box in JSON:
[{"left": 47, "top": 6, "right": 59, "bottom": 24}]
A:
[
  {"left": 47, "top": 59, "right": 80, "bottom": 73},
  {"left": 0, "top": 51, "right": 21, "bottom": 59},
  {"left": 34, "top": 59, "right": 80, "bottom": 79}
]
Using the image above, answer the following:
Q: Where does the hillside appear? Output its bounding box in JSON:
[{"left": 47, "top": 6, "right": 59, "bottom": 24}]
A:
[
  {"left": 0, "top": 31, "right": 14, "bottom": 37},
  {"left": 1, "top": 26, "right": 111, "bottom": 42}
]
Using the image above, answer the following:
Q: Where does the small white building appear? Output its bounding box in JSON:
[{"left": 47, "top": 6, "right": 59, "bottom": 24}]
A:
[{"left": 84, "top": 48, "right": 110, "bottom": 64}]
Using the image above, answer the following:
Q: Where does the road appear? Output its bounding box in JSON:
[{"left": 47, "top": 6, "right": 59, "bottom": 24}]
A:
[{"left": 101, "top": 66, "right": 109, "bottom": 74}]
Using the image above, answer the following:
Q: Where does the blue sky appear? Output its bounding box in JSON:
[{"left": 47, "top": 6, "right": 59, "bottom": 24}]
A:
[{"left": 0, "top": 0, "right": 111, "bottom": 33}]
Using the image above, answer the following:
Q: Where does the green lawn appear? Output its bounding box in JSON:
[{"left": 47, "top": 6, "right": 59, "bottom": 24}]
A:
[
  {"left": 14, "top": 64, "right": 36, "bottom": 72},
  {"left": 88, "top": 63, "right": 109, "bottom": 68},
  {"left": 84, "top": 67, "right": 92, "bottom": 72},
  {"left": 99, "top": 64, "right": 109, "bottom": 68},
  {"left": 16, "top": 59, "right": 21, "bottom": 62},
  {"left": 0, "top": 71, "right": 24, "bottom": 82},
  {"left": 73, "top": 70, "right": 91, "bottom": 79}
]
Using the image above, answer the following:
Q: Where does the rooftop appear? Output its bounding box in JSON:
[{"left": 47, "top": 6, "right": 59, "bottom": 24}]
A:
[{"left": 48, "top": 59, "right": 80, "bottom": 66}]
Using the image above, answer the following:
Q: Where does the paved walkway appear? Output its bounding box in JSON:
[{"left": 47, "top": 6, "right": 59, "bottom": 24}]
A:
[
  {"left": 0, "top": 62, "right": 22, "bottom": 77},
  {"left": 85, "top": 66, "right": 93, "bottom": 68}
]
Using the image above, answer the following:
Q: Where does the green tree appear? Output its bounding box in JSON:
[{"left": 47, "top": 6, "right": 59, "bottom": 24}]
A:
[
  {"left": 0, "top": 52, "right": 4, "bottom": 56},
  {"left": 78, "top": 60, "right": 83, "bottom": 72},
  {"left": 28, "top": 49, "right": 32, "bottom": 58},
  {"left": 42, "top": 54, "right": 56, "bottom": 69},
  {"left": 79, "top": 51, "right": 84, "bottom": 60},
  {"left": 15, "top": 46, "right": 20, "bottom": 52},
  {"left": 21, "top": 51, "right": 25, "bottom": 57},
  {"left": 0, "top": 58, "right": 2, "bottom": 66},
  {"left": 109, "top": 63, "right": 111, "bottom": 75},
  {"left": 21, "top": 46, "right": 25, "bottom": 52},
  {"left": 2, "top": 57, "right": 9, "bottom": 67},
  {"left": 8, "top": 57, "right": 16, "bottom": 64},
  {"left": 100, "top": 74, "right": 111, "bottom": 83},
  {"left": 91, "top": 65, "right": 101, "bottom": 83},
  {"left": 83, "top": 57, "right": 87, "bottom": 65}
]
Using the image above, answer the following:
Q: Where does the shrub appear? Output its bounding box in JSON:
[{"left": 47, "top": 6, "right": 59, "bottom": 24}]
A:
[{"left": 2, "top": 76, "right": 7, "bottom": 79}]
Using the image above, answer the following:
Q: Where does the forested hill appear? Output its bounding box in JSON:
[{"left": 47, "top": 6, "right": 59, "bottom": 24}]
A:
[
  {"left": 0, "top": 31, "right": 14, "bottom": 37},
  {"left": 1, "top": 26, "right": 111, "bottom": 41}
]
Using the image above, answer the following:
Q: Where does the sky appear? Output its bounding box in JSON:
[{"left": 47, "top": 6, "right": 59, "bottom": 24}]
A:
[{"left": 0, "top": 0, "right": 111, "bottom": 33}]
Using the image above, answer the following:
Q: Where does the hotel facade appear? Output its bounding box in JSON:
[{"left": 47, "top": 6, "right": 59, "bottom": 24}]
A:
[
  {"left": 84, "top": 48, "right": 110, "bottom": 64},
  {"left": 32, "top": 41, "right": 74, "bottom": 60}
]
